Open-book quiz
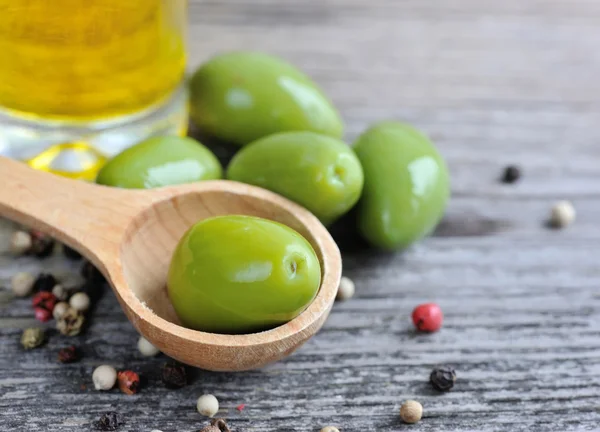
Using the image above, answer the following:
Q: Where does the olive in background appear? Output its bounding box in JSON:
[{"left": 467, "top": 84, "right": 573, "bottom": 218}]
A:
[
  {"left": 353, "top": 121, "right": 449, "bottom": 250},
  {"left": 227, "top": 131, "right": 364, "bottom": 225},
  {"left": 96, "top": 136, "right": 222, "bottom": 189},
  {"left": 189, "top": 51, "right": 344, "bottom": 146},
  {"left": 167, "top": 215, "right": 322, "bottom": 334}
]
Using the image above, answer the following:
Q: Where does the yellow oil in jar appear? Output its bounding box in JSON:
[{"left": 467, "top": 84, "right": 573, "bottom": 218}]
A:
[{"left": 0, "top": 0, "right": 187, "bottom": 121}]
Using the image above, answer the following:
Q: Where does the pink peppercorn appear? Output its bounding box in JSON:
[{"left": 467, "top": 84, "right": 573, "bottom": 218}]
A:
[
  {"left": 412, "top": 303, "right": 443, "bottom": 332},
  {"left": 34, "top": 307, "right": 52, "bottom": 322},
  {"left": 32, "top": 291, "right": 57, "bottom": 312}
]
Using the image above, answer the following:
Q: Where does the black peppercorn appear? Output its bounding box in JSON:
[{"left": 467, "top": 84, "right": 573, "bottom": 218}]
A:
[
  {"left": 430, "top": 365, "right": 457, "bottom": 391},
  {"left": 198, "top": 419, "right": 231, "bottom": 432},
  {"left": 58, "top": 346, "right": 80, "bottom": 363},
  {"left": 32, "top": 273, "right": 58, "bottom": 292},
  {"left": 162, "top": 361, "right": 187, "bottom": 389},
  {"left": 63, "top": 245, "right": 82, "bottom": 260},
  {"left": 28, "top": 230, "right": 55, "bottom": 258},
  {"left": 81, "top": 260, "right": 105, "bottom": 285},
  {"left": 501, "top": 165, "right": 521, "bottom": 184},
  {"left": 95, "top": 412, "right": 123, "bottom": 431}
]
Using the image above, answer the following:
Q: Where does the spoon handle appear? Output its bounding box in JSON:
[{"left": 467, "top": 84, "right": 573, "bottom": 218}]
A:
[{"left": 0, "top": 156, "right": 140, "bottom": 263}]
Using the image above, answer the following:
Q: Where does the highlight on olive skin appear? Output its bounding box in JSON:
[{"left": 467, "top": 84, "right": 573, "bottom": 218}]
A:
[{"left": 167, "top": 215, "right": 322, "bottom": 334}]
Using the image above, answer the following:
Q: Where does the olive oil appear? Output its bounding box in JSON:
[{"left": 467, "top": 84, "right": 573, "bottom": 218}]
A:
[{"left": 0, "top": 0, "right": 186, "bottom": 120}]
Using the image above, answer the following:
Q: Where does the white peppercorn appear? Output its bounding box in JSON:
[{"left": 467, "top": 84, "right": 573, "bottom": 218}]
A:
[
  {"left": 52, "top": 284, "right": 68, "bottom": 301},
  {"left": 550, "top": 200, "right": 576, "bottom": 228},
  {"left": 53, "top": 302, "right": 70, "bottom": 320},
  {"left": 92, "top": 365, "right": 117, "bottom": 391},
  {"left": 137, "top": 336, "right": 160, "bottom": 357},
  {"left": 336, "top": 276, "right": 355, "bottom": 301},
  {"left": 197, "top": 394, "right": 219, "bottom": 417},
  {"left": 321, "top": 427, "right": 340, "bottom": 432},
  {"left": 10, "top": 230, "right": 32, "bottom": 255},
  {"left": 11, "top": 272, "right": 35, "bottom": 297},
  {"left": 400, "top": 400, "right": 423, "bottom": 424},
  {"left": 69, "top": 292, "right": 90, "bottom": 312}
]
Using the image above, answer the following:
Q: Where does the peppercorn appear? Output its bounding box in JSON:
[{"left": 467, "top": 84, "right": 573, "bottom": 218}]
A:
[
  {"left": 336, "top": 276, "right": 355, "bottom": 301},
  {"left": 53, "top": 301, "right": 69, "bottom": 320},
  {"left": 161, "top": 361, "right": 187, "bottom": 389},
  {"left": 93, "top": 365, "right": 117, "bottom": 391},
  {"left": 69, "top": 292, "right": 91, "bottom": 312},
  {"left": 400, "top": 400, "right": 423, "bottom": 424},
  {"left": 197, "top": 394, "right": 219, "bottom": 417},
  {"left": 32, "top": 273, "right": 58, "bottom": 292},
  {"left": 21, "top": 328, "right": 45, "bottom": 349},
  {"left": 56, "top": 307, "right": 85, "bottom": 336},
  {"left": 58, "top": 346, "right": 80, "bottom": 363},
  {"left": 81, "top": 260, "right": 105, "bottom": 285},
  {"left": 412, "top": 303, "right": 443, "bottom": 332},
  {"left": 95, "top": 412, "right": 123, "bottom": 431},
  {"left": 32, "top": 291, "right": 57, "bottom": 311},
  {"left": 117, "top": 370, "right": 140, "bottom": 395},
  {"left": 11, "top": 272, "right": 35, "bottom": 297},
  {"left": 501, "top": 165, "right": 521, "bottom": 184},
  {"left": 430, "top": 365, "right": 457, "bottom": 391},
  {"left": 321, "top": 427, "right": 340, "bottom": 432},
  {"left": 29, "top": 230, "right": 55, "bottom": 258},
  {"left": 62, "top": 244, "right": 82, "bottom": 260},
  {"left": 138, "top": 336, "right": 160, "bottom": 357},
  {"left": 52, "top": 284, "right": 68, "bottom": 301},
  {"left": 198, "top": 419, "right": 231, "bottom": 432},
  {"left": 549, "top": 200, "right": 576, "bottom": 229},
  {"left": 10, "top": 230, "right": 32, "bottom": 255},
  {"left": 34, "top": 307, "right": 52, "bottom": 322}
]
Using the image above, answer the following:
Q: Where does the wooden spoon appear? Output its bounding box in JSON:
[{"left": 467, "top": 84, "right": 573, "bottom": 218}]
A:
[{"left": 0, "top": 157, "right": 341, "bottom": 371}]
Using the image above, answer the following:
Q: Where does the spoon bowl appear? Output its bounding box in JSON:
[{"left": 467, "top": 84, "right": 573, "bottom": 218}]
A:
[{"left": 0, "top": 157, "right": 341, "bottom": 371}]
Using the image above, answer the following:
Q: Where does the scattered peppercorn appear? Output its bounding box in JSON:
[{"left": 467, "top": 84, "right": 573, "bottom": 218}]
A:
[
  {"left": 93, "top": 365, "right": 117, "bottom": 391},
  {"left": 52, "top": 284, "right": 68, "bottom": 301},
  {"left": 32, "top": 291, "right": 57, "bottom": 312},
  {"left": 11, "top": 272, "right": 35, "bottom": 297},
  {"left": 549, "top": 200, "right": 576, "bottom": 229},
  {"left": 117, "top": 370, "right": 141, "bottom": 395},
  {"left": 336, "top": 276, "right": 355, "bottom": 301},
  {"left": 53, "top": 301, "right": 69, "bottom": 320},
  {"left": 62, "top": 244, "right": 83, "bottom": 260},
  {"left": 21, "top": 328, "right": 45, "bottom": 349},
  {"left": 321, "top": 427, "right": 340, "bottom": 432},
  {"left": 501, "top": 165, "right": 521, "bottom": 184},
  {"left": 29, "top": 230, "right": 55, "bottom": 258},
  {"left": 10, "top": 230, "right": 32, "bottom": 255},
  {"left": 81, "top": 260, "right": 105, "bottom": 285},
  {"left": 69, "top": 292, "right": 91, "bottom": 312},
  {"left": 412, "top": 303, "right": 443, "bottom": 332},
  {"left": 32, "top": 273, "right": 58, "bottom": 292},
  {"left": 400, "top": 400, "right": 423, "bottom": 424},
  {"left": 162, "top": 361, "right": 187, "bottom": 389},
  {"left": 58, "top": 346, "right": 80, "bottom": 363},
  {"left": 138, "top": 336, "right": 160, "bottom": 357},
  {"left": 57, "top": 307, "right": 85, "bottom": 336},
  {"left": 34, "top": 307, "right": 52, "bottom": 322},
  {"left": 236, "top": 403, "right": 245, "bottom": 412},
  {"left": 95, "top": 412, "right": 123, "bottom": 431},
  {"left": 430, "top": 365, "right": 457, "bottom": 391},
  {"left": 198, "top": 418, "right": 231, "bottom": 432},
  {"left": 197, "top": 394, "right": 219, "bottom": 417}
]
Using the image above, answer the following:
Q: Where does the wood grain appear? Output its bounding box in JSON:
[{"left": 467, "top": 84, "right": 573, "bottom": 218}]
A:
[{"left": 2, "top": 0, "right": 600, "bottom": 430}]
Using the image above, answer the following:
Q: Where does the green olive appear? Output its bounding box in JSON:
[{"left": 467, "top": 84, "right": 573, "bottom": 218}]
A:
[
  {"left": 227, "top": 132, "right": 364, "bottom": 225},
  {"left": 96, "top": 136, "right": 222, "bottom": 189},
  {"left": 353, "top": 121, "right": 450, "bottom": 250},
  {"left": 167, "top": 215, "right": 322, "bottom": 334},
  {"left": 189, "top": 51, "right": 343, "bottom": 146}
]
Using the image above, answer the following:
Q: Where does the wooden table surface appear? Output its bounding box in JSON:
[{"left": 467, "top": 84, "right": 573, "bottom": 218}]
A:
[{"left": 2, "top": 0, "right": 600, "bottom": 431}]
